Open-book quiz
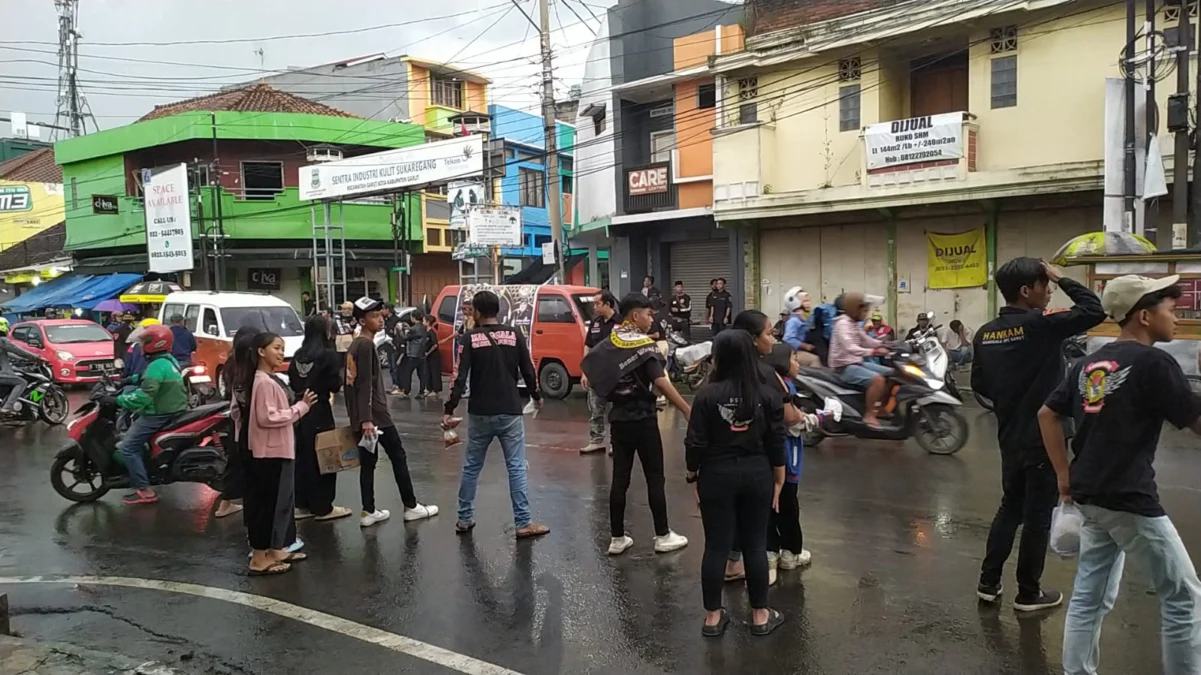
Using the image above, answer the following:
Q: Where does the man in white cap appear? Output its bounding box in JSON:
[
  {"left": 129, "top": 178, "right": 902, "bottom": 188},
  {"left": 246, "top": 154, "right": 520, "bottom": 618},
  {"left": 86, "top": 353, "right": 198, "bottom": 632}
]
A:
[{"left": 1040, "top": 274, "right": 1201, "bottom": 675}]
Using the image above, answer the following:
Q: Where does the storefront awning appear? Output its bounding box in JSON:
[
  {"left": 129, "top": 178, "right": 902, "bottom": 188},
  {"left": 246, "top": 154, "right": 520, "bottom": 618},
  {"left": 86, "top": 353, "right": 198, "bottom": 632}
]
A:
[
  {"left": 73, "top": 274, "right": 144, "bottom": 309},
  {"left": 1, "top": 273, "right": 144, "bottom": 313},
  {"left": 1, "top": 275, "right": 88, "bottom": 313}
]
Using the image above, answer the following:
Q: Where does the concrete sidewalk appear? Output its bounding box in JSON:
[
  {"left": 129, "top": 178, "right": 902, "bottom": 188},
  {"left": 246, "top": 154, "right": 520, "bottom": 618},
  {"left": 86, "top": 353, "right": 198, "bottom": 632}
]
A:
[{"left": 0, "top": 635, "right": 180, "bottom": 675}]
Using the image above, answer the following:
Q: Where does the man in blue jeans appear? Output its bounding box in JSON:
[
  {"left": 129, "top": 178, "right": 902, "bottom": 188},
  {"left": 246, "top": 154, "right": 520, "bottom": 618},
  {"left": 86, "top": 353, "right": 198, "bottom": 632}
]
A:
[
  {"left": 443, "top": 290, "right": 549, "bottom": 538},
  {"left": 1040, "top": 274, "right": 1201, "bottom": 674}
]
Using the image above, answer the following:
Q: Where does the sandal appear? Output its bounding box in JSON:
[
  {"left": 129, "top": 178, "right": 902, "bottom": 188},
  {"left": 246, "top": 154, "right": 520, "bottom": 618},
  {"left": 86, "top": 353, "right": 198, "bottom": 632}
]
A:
[
  {"left": 701, "top": 609, "right": 730, "bottom": 638},
  {"left": 282, "top": 552, "right": 308, "bottom": 563},
  {"left": 750, "top": 608, "right": 785, "bottom": 636},
  {"left": 515, "top": 523, "right": 550, "bottom": 539},
  {"left": 455, "top": 521, "right": 476, "bottom": 534},
  {"left": 248, "top": 561, "right": 291, "bottom": 577}
]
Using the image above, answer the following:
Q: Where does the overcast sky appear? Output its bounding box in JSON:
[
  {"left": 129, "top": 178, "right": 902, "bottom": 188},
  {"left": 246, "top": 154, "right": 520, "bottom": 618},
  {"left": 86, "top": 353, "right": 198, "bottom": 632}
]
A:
[{"left": 0, "top": 0, "right": 611, "bottom": 135}]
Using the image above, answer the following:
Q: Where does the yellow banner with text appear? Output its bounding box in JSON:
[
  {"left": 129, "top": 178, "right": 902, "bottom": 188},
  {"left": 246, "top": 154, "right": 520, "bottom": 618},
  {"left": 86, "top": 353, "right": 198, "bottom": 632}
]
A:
[{"left": 926, "top": 228, "right": 987, "bottom": 289}]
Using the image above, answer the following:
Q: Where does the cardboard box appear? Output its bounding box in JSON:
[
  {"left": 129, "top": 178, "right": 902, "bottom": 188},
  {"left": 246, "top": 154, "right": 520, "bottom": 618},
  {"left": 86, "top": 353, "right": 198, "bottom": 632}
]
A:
[{"left": 315, "top": 427, "right": 360, "bottom": 475}]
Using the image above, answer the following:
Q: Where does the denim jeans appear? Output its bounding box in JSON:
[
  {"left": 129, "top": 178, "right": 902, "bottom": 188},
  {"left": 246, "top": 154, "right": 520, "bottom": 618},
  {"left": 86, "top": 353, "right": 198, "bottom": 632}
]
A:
[
  {"left": 1063, "top": 504, "right": 1201, "bottom": 675},
  {"left": 457, "top": 414, "right": 531, "bottom": 528},
  {"left": 118, "top": 413, "right": 177, "bottom": 489},
  {"left": 586, "top": 387, "right": 608, "bottom": 445},
  {"left": 948, "top": 347, "right": 972, "bottom": 366}
]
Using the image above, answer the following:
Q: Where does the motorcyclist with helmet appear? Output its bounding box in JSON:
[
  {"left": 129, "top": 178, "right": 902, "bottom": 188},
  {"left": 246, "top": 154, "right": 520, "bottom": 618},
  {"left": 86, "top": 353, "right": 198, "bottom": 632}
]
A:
[
  {"left": 780, "top": 286, "right": 821, "bottom": 367},
  {"left": 114, "top": 324, "right": 189, "bottom": 505},
  {"left": 0, "top": 317, "right": 40, "bottom": 419}
]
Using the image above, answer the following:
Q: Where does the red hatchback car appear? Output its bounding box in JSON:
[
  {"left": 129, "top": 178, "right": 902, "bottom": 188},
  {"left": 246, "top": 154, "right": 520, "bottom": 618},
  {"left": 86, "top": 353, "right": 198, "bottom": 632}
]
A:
[{"left": 10, "top": 319, "right": 116, "bottom": 383}]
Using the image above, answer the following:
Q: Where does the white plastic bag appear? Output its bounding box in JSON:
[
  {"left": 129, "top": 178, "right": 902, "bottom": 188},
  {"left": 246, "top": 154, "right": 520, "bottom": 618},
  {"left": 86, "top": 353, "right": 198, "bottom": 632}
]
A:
[
  {"left": 358, "top": 429, "right": 380, "bottom": 455},
  {"left": 1050, "top": 502, "right": 1083, "bottom": 558}
]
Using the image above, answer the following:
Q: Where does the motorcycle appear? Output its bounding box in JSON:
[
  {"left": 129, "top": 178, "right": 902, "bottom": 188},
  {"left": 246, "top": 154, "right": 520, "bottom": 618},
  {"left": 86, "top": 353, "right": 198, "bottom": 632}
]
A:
[
  {"left": 664, "top": 326, "right": 691, "bottom": 382},
  {"left": 2, "top": 358, "right": 70, "bottom": 426},
  {"left": 675, "top": 339, "right": 713, "bottom": 391},
  {"left": 50, "top": 372, "right": 233, "bottom": 503},
  {"left": 793, "top": 336, "right": 969, "bottom": 455},
  {"left": 973, "top": 334, "right": 1087, "bottom": 412},
  {"left": 181, "top": 363, "right": 216, "bottom": 408}
]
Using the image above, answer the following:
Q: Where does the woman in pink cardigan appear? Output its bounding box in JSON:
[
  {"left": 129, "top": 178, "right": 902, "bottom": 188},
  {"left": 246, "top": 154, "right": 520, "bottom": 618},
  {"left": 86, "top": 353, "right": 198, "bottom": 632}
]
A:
[{"left": 239, "top": 331, "right": 316, "bottom": 576}]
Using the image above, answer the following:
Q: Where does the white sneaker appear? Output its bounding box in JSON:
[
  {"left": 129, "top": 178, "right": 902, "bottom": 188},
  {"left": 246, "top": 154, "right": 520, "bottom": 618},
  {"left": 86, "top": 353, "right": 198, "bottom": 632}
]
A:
[
  {"left": 653, "top": 531, "right": 688, "bottom": 553},
  {"left": 608, "top": 535, "right": 634, "bottom": 555},
  {"left": 779, "top": 549, "right": 812, "bottom": 570},
  {"left": 402, "top": 504, "right": 439, "bottom": 521},
  {"left": 767, "top": 551, "right": 780, "bottom": 570},
  {"left": 796, "top": 549, "right": 812, "bottom": 567},
  {"left": 360, "top": 509, "right": 391, "bottom": 527}
]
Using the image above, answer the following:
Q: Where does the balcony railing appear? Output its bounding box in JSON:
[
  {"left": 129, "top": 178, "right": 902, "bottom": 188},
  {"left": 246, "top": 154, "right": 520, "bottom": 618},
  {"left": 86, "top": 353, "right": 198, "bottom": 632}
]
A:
[
  {"left": 623, "top": 162, "right": 677, "bottom": 214},
  {"left": 860, "top": 111, "right": 978, "bottom": 188}
]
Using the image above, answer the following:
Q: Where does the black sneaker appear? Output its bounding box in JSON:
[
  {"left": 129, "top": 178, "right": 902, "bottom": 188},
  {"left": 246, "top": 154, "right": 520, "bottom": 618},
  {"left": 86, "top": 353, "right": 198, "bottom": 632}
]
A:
[
  {"left": 1014, "top": 589, "right": 1063, "bottom": 612},
  {"left": 977, "top": 582, "right": 1003, "bottom": 603}
]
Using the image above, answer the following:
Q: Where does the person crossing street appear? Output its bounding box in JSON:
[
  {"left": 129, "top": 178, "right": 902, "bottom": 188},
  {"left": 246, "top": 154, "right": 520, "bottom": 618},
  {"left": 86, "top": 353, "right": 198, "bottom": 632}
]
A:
[{"left": 581, "top": 290, "right": 618, "bottom": 455}]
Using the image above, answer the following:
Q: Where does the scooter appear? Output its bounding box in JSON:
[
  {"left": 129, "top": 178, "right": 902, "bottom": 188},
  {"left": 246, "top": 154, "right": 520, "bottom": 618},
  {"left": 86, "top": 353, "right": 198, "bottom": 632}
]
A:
[
  {"left": 1, "top": 358, "right": 70, "bottom": 426},
  {"left": 50, "top": 372, "right": 233, "bottom": 503},
  {"left": 180, "top": 363, "right": 216, "bottom": 408},
  {"left": 793, "top": 336, "right": 969, "bottom": 455}
]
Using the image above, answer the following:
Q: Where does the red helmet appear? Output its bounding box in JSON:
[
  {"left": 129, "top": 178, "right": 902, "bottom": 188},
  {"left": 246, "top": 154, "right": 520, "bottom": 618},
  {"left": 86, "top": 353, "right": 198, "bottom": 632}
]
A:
[{"left": 140, "top": 324, "right": 174, "bottom": 355}]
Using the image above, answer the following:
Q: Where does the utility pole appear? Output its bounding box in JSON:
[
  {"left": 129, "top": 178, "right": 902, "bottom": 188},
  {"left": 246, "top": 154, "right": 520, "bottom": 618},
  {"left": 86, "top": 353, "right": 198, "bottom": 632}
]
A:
[
  {"left": 1123, "top": 0, "right": 1137, "bottom": 234},
  {"left": 52, "top": 0, "right": 94, "bottom": 138},
  {"left": 1192, "top": 0, "right": 1201, "bottom": 246},
  {"left": 1171, "top": 0, "right": 1191, "bottom": 248},
  {"left": 539, "top": 0, "right": 566, "bottom": 281},
  {"left": 1146, "top": 0, "right": 1157, "bottom": 243}
]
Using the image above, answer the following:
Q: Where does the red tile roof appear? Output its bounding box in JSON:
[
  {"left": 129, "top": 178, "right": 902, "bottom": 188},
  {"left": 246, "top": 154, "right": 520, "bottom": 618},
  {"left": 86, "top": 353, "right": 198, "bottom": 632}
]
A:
[
  {"left": 0, "top": 148, "right": 62, "bottom": 184},
  {"left": 138, "top": 82, "right": 361, "bottom": 122}
]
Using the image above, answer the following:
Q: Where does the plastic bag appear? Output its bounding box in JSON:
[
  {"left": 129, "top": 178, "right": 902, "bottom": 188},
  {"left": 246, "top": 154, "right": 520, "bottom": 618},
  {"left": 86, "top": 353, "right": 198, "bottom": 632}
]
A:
[
  {"left": 442, "top": 416, "right": 463, "bottom": 448},
  {"left": 358, "top": 429, "right": 379, "bottom": 455},
  {"left": 1050, "top": 502, "right": 1083, "bottom": 558}
]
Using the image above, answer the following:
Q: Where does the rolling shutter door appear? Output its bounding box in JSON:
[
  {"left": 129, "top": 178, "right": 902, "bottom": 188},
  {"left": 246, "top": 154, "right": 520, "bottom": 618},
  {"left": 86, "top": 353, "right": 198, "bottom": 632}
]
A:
[{"left": 670, "top": 239, "right": 730, "bottom": 340}]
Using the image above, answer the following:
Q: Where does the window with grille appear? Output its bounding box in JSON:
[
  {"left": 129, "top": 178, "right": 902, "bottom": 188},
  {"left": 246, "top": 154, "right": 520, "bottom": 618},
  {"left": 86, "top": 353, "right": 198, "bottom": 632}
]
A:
[
  {"left": 519, "top": 168, "right": 545, "bottom": 208},
  {"left": 839, "top": 84, "right": 861, "bottom": 132},
  {"left": 990, "top": 25, "right": 1018, "bottom": 54},
  {"left": 839, "top": 57, "right": 861, "bottom": 82},
  {"left": 1165, "top": 1, "right": 1199, "bottom": 22},
  {"left": 431, "top": 75, "right": 464, "bottom": 109},
  {"left": 738, "top": 77, "right": 758, "bottom": 101},
  {"left": 991, "top": 55, "right": 1017, "bottom": 108}
]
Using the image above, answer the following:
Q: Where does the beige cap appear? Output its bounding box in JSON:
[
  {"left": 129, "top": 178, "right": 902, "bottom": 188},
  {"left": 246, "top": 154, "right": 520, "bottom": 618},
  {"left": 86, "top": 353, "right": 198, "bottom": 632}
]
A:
[{"left": 1101, "top": 274, "right": 1180, "bottom": 321}]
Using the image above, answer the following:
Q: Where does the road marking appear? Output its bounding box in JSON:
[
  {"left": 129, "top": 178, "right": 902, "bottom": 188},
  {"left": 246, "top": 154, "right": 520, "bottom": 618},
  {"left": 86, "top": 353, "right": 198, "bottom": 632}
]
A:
[{"left": 0, "top": 575, "right": 523, "bottom": 675}]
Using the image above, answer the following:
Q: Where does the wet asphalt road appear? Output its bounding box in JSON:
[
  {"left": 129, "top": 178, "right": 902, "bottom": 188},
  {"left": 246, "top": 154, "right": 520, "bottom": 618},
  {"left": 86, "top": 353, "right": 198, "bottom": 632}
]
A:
[{"left": 2, "top": 389, "right": 1201, "bottom": 674}]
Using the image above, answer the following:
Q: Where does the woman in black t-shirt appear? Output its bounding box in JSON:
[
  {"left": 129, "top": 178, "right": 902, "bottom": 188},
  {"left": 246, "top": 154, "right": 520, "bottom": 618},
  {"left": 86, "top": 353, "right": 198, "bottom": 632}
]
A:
[{"left": 686, "top": 330, "right": 786, "bottom": 637}]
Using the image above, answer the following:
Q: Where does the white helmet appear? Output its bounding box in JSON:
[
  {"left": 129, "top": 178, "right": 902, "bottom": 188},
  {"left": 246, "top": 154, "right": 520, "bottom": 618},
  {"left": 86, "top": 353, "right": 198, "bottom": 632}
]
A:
[{"left": 783, "top": 286, "right": 810, "bottom": 313}]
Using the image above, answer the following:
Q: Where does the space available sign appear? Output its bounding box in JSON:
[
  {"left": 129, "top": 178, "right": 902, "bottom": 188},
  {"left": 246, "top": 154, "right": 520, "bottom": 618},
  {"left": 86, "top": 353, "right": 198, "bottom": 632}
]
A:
[
  {"left": 299, "top": 135, "right": 484, "bottom": 202},
  {"left": 863, "top": 113, "right": 964, "bottom": 171},
  {"left": 467, "top": 205, "right": 523, "bottom": 247},
  {"left": 143, "top": 163, "right": 194, "bottom": 273}
]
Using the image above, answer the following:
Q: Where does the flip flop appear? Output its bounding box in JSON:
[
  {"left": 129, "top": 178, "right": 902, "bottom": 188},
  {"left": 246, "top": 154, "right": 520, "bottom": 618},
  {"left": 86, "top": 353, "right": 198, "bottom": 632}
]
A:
[
  {"left": 515, "top": 523, "right": 550, "bottom": 539},
  {"left": 282, "top": 552, "right": 308, "bottom": 563},
  {"left": 248, "top": 561, "right": 291, "bottom": 577},
  {"left": 725, "top": 571, "right": 746, "bottom": 582},
  {"left": 701, "top": 609, "right": 730, "bottom": 638},
  {"left": 750, "top": 608, "right": 786, "bottom": 636},
  {"left": 455, "top": 521, "right": 476, "bottom": 534},
  {"left": 215, "top": 504, "right": 243, "bottom": 518}
]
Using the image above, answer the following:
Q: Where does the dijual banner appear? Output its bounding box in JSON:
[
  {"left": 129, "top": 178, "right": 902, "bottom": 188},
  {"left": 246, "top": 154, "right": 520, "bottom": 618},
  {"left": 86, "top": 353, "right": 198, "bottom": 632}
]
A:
[{"left": 927, "top": 228, "right": 987, "bottom": 289}]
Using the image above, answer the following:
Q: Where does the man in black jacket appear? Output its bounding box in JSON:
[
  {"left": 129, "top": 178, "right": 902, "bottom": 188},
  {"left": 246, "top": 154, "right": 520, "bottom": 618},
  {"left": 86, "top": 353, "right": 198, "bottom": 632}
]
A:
[
  {"left": 396, "top": 311, "right": 429, "bottom": 397},
  {"left": 443, "top": 290, "right": 549, "bottom": 538},
  {"left": 972, "top": 258, "right": 1105, "bottom": 612}
]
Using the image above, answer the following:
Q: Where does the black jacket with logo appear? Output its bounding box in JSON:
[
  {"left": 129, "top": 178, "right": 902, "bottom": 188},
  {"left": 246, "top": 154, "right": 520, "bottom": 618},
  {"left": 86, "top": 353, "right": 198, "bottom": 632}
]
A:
[{"left": 970, "top": 277, "right": 1105, "bottom": 465}]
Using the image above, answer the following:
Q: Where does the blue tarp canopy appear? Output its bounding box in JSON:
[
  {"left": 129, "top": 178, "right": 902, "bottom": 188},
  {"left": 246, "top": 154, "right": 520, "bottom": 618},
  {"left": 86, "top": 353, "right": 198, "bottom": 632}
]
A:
[
  {"left": 1, "top": 274, "right": 144, "bottom": 313},
  {"left": 71, "top": 274, "right": 143, "bottom": 309}
]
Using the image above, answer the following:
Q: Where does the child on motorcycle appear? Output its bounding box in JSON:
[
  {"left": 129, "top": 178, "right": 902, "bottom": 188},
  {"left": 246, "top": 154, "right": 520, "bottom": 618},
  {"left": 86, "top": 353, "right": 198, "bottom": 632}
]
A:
[{"left": 115, "top": 325, "right": 189, "bottom": 505}]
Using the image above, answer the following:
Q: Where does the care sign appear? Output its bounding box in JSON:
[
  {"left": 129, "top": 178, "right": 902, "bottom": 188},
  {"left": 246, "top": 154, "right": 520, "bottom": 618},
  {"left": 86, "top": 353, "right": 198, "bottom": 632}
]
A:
[
  {"left": 926, "top": 228, "right": 987, "bottom": 289},
  {"left": 627, "top": 164, "right": 669, "bottom": 195},
  {"left": 143, "top": 163, "right": 194, "bottom": 274},
  {"left": 864, "top": 113, "right": 964, "bottom": 171},
  {"left": 299, "top": 135, "right": 484, "bottom": 202}
]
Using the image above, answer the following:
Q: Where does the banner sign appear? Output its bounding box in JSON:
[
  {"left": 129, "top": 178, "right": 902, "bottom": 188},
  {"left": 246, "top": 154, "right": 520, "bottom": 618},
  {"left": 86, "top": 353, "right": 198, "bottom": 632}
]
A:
[
  {"left": 448, "top": 180, "right": 484, "bottom": 231},
  {"left": 449, "top": 285, "right": 540, "bottom": 382},
  {"left": 248, "top": 268, "right": 282, "bottom": 290},
  {"left": 864, "top": 113, "right": 963, "bottom": 171},
  {"left": 144, "top": 163, "right": 194, "bottom": 273},
  {"left": 299, "top": 135, "right": 484, "bottom": 202},
  {"left": 627, "top": 165, "right": 669, "bottom": 195},
  {"left": 927, "top": 228, "right": 987, "bottom": 289},
  {"left": 92, "top": 194, "right": 119, "bottom": 215},
  {"left": 467, "top": 205, "right": 523, "bottom": 247}
]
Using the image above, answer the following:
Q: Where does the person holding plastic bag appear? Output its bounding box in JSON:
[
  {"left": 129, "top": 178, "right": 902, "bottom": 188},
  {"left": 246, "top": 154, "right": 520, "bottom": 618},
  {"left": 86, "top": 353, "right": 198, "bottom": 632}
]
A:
[{"left": 1039, "top": 274, "right": 1201, "bottom": 675}]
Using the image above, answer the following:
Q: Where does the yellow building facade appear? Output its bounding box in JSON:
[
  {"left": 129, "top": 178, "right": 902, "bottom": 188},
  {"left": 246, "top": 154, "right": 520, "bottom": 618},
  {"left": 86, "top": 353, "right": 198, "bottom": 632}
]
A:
[{"left": 711, "top": 0, "right": 1183, "bottom": 331}]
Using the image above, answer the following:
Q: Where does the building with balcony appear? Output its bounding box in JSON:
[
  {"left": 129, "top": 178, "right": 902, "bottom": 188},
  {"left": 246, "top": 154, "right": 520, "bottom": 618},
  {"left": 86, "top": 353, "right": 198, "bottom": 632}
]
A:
[
  {"left": 53, "top": 83, "right": 433, "bottom": 309},
  {"left": 487, "top": 104, "right": 575, "bottom": 277},
  {"left": 712, "top": 0, "right": 1185, "bottom": 331},
  {"left": 572, "top": 0, "right": 745, "bottom": 317}
]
